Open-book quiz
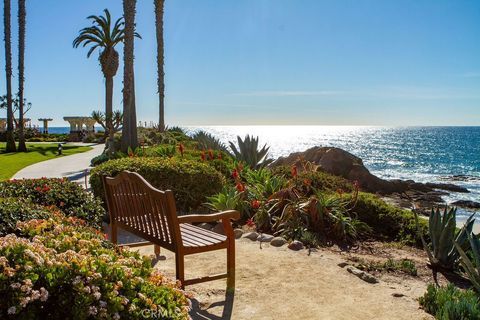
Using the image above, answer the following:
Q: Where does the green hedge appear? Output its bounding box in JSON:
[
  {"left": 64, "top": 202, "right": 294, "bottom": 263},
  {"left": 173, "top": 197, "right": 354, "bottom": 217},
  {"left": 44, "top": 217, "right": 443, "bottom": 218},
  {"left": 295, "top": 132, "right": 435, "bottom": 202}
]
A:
[
  {"left": 0, "top": 215, "right": 190, "bottom": 319},
  {"left": 0, "top": 198, "right": 54, "bottom": 236},
  {"left": 345, "top": 192, "right": 427, "bottom": 245},
  {"left": 90, "top": 157, "right": 225, "bottom": 212},
  {"left": 0, "top": 178, "right": 105, "bottom": 227}
]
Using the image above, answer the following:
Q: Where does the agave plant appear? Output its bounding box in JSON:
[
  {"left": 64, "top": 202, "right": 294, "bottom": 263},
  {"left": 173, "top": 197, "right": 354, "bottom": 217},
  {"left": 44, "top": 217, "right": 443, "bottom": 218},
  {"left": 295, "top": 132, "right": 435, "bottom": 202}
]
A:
[
  {"left": 229, "top": 135, "right": 273, "bottom": 169},
  {"left": 205, "top": 186, "right": 244, "bottom": 212},
  {"left": 192, "top": 130, "right": 229, "bottom": 153},
  {"left": 415, "top": 207, "right": 475, "bottom": 271},
  {"left": 455, "top": 232, "right": 480, "bottom": 293},
  {"left": 244, "top": 168, "right": 287, "bottom": 198}
]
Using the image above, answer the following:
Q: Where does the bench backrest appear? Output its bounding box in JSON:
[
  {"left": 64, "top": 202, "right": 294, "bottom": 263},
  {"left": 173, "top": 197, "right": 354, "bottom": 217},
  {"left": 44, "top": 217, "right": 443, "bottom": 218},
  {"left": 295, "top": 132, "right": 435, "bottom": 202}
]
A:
[{"left": 102, "top": 171, "right": 182, "bottom": 249}]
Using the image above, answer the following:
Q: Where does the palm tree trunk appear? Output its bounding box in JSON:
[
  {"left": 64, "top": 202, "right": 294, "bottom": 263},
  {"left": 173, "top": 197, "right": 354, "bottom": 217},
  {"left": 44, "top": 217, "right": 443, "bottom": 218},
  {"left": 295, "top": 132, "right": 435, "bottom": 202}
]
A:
[
  {"left": 105, "top": 75, "right": 115, "bottom": 153},
  {"left": 154, "top": 0, "right": 165, "bottom": 132},
  {"left": 121, "top": 0, "right": 138, "bottom": 152},
  {"left": 17, "top": 0, "right": 27, "bottom": 152},
  {"left": 3, "top": 0, "right": 16, "bottom": 152}
]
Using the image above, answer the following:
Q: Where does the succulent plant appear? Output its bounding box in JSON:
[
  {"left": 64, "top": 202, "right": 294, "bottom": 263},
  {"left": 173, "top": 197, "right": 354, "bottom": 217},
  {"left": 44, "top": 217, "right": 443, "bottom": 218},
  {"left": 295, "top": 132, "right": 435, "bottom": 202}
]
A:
[
  {"left": 455, "top": 232, "right": 480, "bottom": 293},
  {"left": 229, "top": 135, "right": 273, "bottom": 169},
  {"left": 191, "top": 130, "right": 229, "bottom": 153},
  {"left": 415, "top": 207, "right": 475, "bottom": 271}
]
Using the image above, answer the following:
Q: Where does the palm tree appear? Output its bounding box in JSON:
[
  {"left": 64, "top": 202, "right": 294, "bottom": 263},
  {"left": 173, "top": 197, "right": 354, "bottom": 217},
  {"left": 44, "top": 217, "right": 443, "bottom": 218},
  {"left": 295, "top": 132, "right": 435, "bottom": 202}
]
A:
[
  {"left": 17, "top": 0, "right": 26, "bottom": 152},
  {"left": 121, "top": 0, "right": 139, "bottom": 152},
  {"left": 154, "top": 0, "right": 165, "bottom": 132},
  {"left": 3, "top": 0, "right": 16, "bottom": 152},
  {"left": 73, "top": 9, "right": 132, "bottom": 153}
]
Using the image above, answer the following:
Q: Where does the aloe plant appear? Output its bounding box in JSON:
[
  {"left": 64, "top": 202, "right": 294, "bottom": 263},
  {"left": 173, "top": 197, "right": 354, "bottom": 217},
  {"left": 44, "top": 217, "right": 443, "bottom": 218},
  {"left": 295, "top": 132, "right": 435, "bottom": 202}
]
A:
[
  {"left": 205, "top": 186, "right": 243, "bottom": 212},
  {"left": 229, "top": 135, "right": 273, "bottom": 169},
  {"left": 455, "top": 232, "right": 480, "bottom": 293},
  {"left": 415, "top": 207, "right": 475, "bottom": 270}
]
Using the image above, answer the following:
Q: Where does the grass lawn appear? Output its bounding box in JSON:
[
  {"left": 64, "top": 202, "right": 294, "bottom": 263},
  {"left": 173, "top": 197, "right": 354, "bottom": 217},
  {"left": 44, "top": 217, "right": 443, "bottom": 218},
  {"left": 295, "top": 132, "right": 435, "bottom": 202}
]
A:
[{"left": 0, "top": 143, "right": 92, "bottom": 181}]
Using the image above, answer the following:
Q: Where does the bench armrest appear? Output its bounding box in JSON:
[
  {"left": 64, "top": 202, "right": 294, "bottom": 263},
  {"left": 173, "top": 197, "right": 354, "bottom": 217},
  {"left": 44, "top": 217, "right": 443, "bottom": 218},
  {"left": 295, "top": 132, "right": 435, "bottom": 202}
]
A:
[{"left": 177, "top": 210, "right": 240, "bottom": 224}]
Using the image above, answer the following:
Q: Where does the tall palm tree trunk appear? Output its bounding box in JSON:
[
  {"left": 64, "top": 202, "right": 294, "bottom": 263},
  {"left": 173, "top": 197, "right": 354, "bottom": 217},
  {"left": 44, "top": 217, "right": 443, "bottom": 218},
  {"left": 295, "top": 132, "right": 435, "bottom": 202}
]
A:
[
  {"left": 105, "top": 75, "right": 115, "bottom": 152},
  {"left": 3, "top": 0, "right": 16, "bottom": 152},
  {"left": 154, "top": 0, "right": 165, "bottom": 132},
  {"left": 17, "top": 0, "right": 26, "bottom": 152},
  {"left": 121, "top": 0, "right": 138, "bottom": 152}
]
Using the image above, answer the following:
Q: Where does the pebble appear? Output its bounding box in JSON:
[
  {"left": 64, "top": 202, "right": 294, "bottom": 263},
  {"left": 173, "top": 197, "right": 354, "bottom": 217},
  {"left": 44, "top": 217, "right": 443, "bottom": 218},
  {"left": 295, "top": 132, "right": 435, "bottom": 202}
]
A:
[
  {"left": 288, "top": 240, "right": 304, "bottom": 251},
  {"left": 242, "top": 232, "right": 259, "bottom": 241},
  {"left": 257, "top": 234, "right": 274, "bottom": 242},
  {"left": 234, "top": 228, "right": 244, "bottom": 239}
]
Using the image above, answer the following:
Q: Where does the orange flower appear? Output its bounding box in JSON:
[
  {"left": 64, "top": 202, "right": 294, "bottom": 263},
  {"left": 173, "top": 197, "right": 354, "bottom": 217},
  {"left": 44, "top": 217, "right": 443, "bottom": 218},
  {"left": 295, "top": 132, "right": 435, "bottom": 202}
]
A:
[
  {"left": 231, "top": 169, "right": 239, "bottom": 180},
  {"left": 303, "top": 179, "right": 311, "bottom": 186},
  {"left": 236, "top": 182, "right": 245, "bottom": 192},
  {"left": 208, "top": 149, "right": 214, "bottom": 160},
  {"left": 178, "top": 144, "right": 185, "bottom": 157},
  {"left": 217, "top": 153, "right": 222, "bottom": 160},
  {"left": 291, "top": 165, "right": 298, "bottom": 178},
  {"left": 251, "top": 200, "right": 260, "bottom": 209},
  {"left": 246, "top": 218, "right": 255, "bottom": 228},
  {"left": 200, "top": 151, "right": 206, "bottom": 161}
]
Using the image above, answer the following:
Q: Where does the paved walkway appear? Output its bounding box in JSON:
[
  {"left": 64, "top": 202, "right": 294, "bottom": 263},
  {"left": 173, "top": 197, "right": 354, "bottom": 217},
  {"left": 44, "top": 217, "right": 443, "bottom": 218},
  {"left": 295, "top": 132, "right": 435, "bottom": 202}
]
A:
[{"left": 13, "top": 143, "right": 104, "bottom": 188}]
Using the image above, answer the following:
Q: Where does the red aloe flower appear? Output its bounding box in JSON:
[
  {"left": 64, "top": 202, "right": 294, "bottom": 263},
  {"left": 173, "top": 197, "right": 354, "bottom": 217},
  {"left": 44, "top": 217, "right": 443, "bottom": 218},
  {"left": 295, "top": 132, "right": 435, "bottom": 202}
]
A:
[
  {"left": 178, "top": 144, "right": 185, "bottom": 157},
  {"left": 231, "top": 169, "right": 239, "bottom": 180},
  {"left": 35, "top": 186, "right": 42, "bottom": 192},
  {"left": 236, "top": 182, "right": 245, "bottom": 192},
  {"left": 217, "top": 153, "right": 222, "bottom": 160},
  {"left": 291, "top": 165, "right": 298, "bottom": 178},
  {"left": 303, "top": 178, "right": 311, "bottom": 186},
  {"left": 208, "top": 149, "right": 214, "bottom": 160},
  {"left": 251, "top": 200, "right": 260, "bottom": 209},
  {"left": 200, "top": 151, "right": 206, "bottom": 161},
  {"left": 246, "top": 218, "right": 255, "bottom": 228}
]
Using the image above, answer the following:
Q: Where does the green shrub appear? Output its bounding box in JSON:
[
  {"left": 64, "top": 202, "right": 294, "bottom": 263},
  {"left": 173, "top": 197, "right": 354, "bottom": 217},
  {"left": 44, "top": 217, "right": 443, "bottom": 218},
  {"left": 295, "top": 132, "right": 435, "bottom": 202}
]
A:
[
  {"left": 419, "top": 284, "right": 480, "bottom": 319},
  {"left": 345, "top": 192, "right": 427, "bottom": 245},
  {"left": 90, "top": 157, "right": 225, "bottom": 212},
  {"left": 0, "top": 178, "right": 105, "bottom": 227},
  {"left": 0, "top": 215, "right": 190, "bottom": 319},
  {"left": 0, "top": 198, "right": 54, "bottom": 236},
  {"left": 272, "top": 166, "right": 353, "bottom": 194}
]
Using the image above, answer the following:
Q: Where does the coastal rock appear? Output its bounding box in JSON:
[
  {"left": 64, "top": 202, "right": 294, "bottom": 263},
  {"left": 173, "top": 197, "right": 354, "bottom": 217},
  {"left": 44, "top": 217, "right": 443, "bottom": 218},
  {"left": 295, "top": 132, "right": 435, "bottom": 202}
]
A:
[
  {"left": 243, "top": 232, "right": 259, "bottom": 241},
  {"left": 257, "top": 234, "right": 275, "bottom": 242},
  {"left": 212, "top": 223, "right": 225, "bottom": 235},
  {"left": 346, "top": 266, "right": 378, "bottom": 284},
  {"left": 451, "top": 200, "right": 480, "bottom": 209},
  {"left": 425, "top": 183, "right": 469, "bottom": 193},
  {"left": 272, "top": 146, "right": 469, "bottom": 205},
  {"left": 270, "top": 237, "right": 288, "bottom": 247},
  {"left": 234, "top": 228, "right": 244, "bottom": 239},
  {"left": 288, "top": 240, "right": 304, "bottom": 251}
]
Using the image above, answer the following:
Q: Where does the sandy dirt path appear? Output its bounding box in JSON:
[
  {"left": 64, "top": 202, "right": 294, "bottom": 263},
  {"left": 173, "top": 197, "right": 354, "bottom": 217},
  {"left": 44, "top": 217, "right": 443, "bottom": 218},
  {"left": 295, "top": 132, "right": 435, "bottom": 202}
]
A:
[{"left": 135, "top": 238, "right": 432, "bottom": 320}]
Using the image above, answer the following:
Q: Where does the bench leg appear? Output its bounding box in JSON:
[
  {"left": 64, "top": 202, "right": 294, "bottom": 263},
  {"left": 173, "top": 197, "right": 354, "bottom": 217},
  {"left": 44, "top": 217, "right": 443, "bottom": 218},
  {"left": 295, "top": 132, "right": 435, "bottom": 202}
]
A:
[
  {"left": 110, "top": 223, "right": 118, "bottom": 244},
  {"left": 175, "top": 252, "right": 185, "bottom": 289},
  {"left": 154, "top": 244, "right": 161, "bottom": 257},
  {"left": 227, "top": 238, "right": 235, "bottom": 292}
]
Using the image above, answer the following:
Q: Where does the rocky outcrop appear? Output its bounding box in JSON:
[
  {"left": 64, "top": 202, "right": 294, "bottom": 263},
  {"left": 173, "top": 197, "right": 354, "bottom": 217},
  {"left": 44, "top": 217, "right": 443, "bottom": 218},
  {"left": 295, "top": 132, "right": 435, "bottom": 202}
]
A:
[
  {"left": 272, "top": 146, "right": 471, "bottom": 212},
  {"left": 272, "top": 146, "right": 469, "bottom": 195},
  {"left": 451, "top": 200, "right": 480, "bottom": 209}
]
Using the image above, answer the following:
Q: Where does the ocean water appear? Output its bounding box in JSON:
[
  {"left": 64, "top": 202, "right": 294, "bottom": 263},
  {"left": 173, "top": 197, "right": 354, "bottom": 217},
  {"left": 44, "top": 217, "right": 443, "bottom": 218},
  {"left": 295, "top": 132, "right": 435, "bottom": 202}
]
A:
[
  {"left": 50, "top": 125, "right": 479, "bottom": 221},
  {"left": 185, "top": 126, "right": 480, "bottom": 222}
]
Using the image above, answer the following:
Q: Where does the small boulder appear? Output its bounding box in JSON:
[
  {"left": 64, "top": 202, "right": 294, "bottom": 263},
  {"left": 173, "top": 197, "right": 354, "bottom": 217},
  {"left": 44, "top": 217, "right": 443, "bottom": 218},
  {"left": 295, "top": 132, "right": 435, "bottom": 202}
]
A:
[
  {"left": 212, "top": 223, "right": 225, "bottom": 235},
  {"left": 270, "top": 237, "right": 288, "bottom": 247},
  {"left": 234, "top": 228, "right": 244, "bottom": 239},
  {"left": 392, "top": 293, "right": 405, "bottom": 298},
  {"left": 337, "top": 262, "right": 349, "bottom": 268},
  {"left": 242, "top": 232, "right": 259, "bottom": 241},
  {"left": 257, "top": 234, "right": 274, "bottom": 242},
  {"left": 346, "top": 266, "right": 378, "bottom": 284},
  {"left": 288, "top": 240, "right": 304, "bottom": 251}
]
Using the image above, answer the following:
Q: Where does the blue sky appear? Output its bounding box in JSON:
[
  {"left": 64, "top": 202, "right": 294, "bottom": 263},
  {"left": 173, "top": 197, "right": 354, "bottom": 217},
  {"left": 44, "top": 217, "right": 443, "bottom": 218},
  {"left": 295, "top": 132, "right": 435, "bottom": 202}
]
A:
[{"left": 0, "top": 0, "right": 479, "bottom": 126}]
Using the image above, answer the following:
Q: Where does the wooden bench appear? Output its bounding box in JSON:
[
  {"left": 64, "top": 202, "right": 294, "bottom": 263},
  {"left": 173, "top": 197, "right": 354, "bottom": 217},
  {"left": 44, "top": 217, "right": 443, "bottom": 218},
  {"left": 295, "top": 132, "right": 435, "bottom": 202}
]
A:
[{"left": 102, "top": 171, "right": 240, "bottom": 290}]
